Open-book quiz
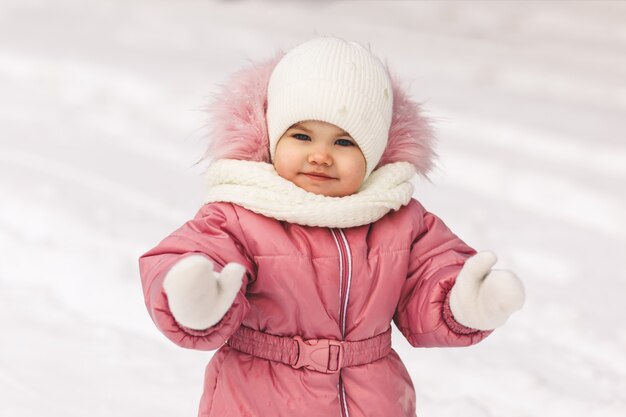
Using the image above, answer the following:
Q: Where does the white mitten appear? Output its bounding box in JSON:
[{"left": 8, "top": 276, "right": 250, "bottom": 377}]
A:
[
  {"left": 163, "top": 254, "right": 246, "bottom": 330},
  {"left": 449, "top": 251, "right": 525, "bottom": 330}
]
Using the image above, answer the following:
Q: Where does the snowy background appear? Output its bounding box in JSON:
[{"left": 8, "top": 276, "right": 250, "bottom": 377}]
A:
[{"left": 1, "top": 1, "right": 625, "bottom": 416}]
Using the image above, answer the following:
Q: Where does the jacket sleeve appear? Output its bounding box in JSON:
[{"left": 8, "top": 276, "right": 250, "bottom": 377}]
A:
[
  {"left": 393, "top": 200, "right": 493, "bottom": 347},
  {"left": 138, "top": 202, "right": 254, "bottom": 351}
]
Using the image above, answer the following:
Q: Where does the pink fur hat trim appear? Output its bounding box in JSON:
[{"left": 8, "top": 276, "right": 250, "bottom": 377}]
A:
[{"left": 202, "top": 52, "right": 435, "bottom": 176}]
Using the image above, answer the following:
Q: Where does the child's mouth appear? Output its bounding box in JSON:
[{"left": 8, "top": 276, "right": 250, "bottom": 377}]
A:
[{"left": 302, "top": 172, "right": 335, "bottom": 181}]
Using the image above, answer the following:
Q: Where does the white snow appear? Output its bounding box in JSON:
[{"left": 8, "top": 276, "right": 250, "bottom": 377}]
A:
[{"left": 1, "top": 1, "right": 625, "bottom": 416}]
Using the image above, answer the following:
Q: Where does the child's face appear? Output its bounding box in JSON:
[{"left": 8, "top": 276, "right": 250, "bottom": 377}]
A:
[{"left": 273, "top": 120, "right": 366, "bottom": 197}]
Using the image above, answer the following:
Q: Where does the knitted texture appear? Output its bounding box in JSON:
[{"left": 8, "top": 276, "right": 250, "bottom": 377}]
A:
[
  {"left": 204, "top": 159, "right": 415, "bottom": 228},
  {"left": 266, "top": 37, "right": 394, "bottom": 179},
  {"left": 202, "top": 49, "right": 435, "bottom": 178}
]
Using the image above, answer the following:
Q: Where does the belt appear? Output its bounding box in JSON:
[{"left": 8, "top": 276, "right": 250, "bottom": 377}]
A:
[{"left": 226, "top": 326, "right": 392, "bottom": 374}]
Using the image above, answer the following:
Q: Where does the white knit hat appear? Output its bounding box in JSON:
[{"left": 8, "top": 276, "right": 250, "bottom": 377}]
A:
[{"left": 266, "top": 37, "right": 393, "bottom": 179}]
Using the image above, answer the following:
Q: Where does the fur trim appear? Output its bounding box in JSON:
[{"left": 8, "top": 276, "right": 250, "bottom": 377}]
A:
[
  {"left": 377, "top": 67, "right": 436, "bottom": 175},
  {"left": 202, "top": 53, "right": 436, "bottom": 177},
  {"left": 202, "top": 53, "right": 284, "bottom": 164}
]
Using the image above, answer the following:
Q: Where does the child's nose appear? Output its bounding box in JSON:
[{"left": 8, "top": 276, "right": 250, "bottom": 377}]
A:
[
  {"left": 309, "top": 148, "right": 333, "bottom": 166},
  {"left": 308, "top": 145, "right": 333, "bottom": 166}
]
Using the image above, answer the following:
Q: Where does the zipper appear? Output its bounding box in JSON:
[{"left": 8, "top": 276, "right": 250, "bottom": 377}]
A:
[{"left": 330, "top": 228, "right": 352, "bottom": 417}]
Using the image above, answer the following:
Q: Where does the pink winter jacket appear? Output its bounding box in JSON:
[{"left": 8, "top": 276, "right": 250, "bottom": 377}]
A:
[{"left": 139, "top": 198, "right": 492, "bottom": 417}]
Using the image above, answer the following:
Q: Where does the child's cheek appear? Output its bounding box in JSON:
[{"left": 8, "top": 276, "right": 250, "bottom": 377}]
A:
[{"left": 273, "top": 144, "right": 300, "bottom": 181}]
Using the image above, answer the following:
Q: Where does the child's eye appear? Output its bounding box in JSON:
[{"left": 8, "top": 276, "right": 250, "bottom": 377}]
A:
[
  {"left": 292, "top": 133, "right": 311, "bottom": 141},
  {"left": 335, "top": 139, "right": 355, "bottom": 147}
]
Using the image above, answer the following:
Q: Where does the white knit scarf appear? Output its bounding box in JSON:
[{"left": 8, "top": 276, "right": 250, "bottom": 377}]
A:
[{"left": 204, "top": 159, "right": 415, "bottom": 228}]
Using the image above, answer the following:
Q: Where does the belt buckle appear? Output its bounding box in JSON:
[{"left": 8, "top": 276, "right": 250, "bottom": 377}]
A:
[{"left": 291, "top": 336, "right": 344, "bottom": 374}]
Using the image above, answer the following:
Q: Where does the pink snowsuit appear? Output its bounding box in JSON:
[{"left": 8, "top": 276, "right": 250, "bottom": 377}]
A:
[
  {"left": 139, "top": 51, "right": 493, "bottom": 416},
  {"left": 139, "top": 199, "right": 491, "bottom": 417}
]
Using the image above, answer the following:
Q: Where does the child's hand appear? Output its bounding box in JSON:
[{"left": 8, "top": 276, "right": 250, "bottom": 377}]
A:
[
  {"left": 449, "top": 251, "right": 525, "bottom": 330},
  {"left": 163, "top": 255, "right": 246, "bottom": 330}
]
